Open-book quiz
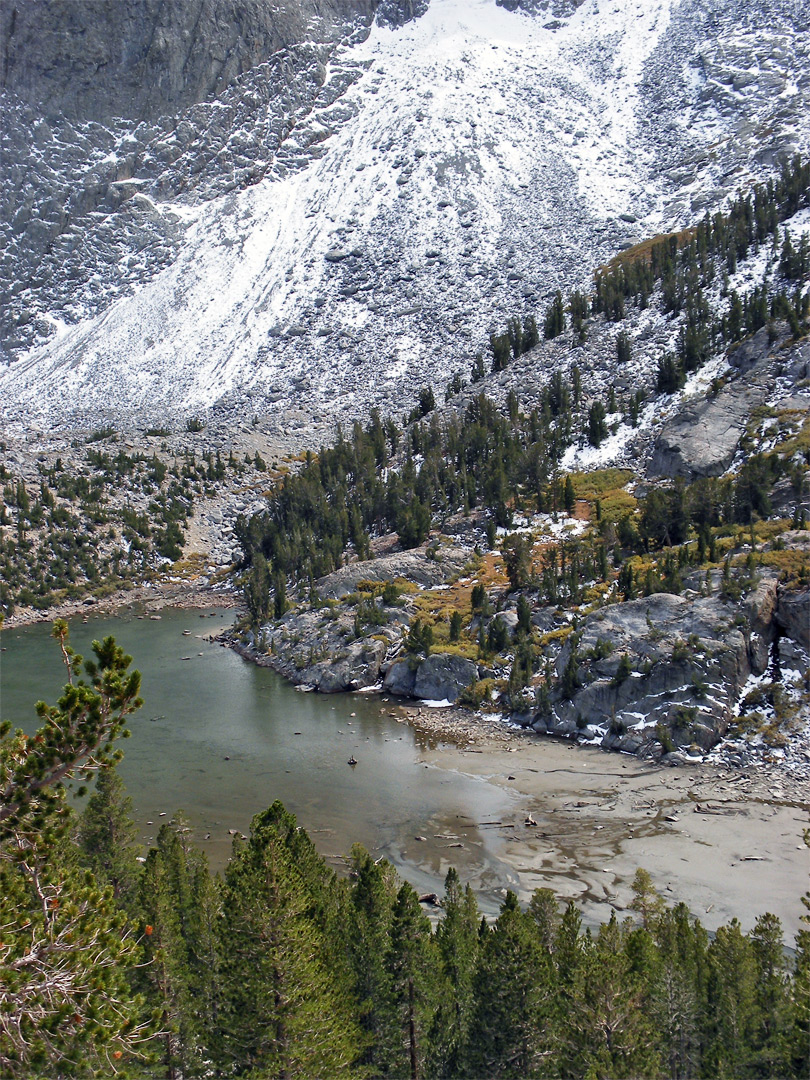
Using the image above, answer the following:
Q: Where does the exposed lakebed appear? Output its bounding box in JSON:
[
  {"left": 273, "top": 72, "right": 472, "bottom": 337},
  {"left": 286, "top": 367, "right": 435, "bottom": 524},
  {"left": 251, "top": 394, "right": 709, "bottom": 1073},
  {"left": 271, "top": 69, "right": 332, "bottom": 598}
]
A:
[{"left": 2, "top": 606, "right": 807, "bottom": 933}]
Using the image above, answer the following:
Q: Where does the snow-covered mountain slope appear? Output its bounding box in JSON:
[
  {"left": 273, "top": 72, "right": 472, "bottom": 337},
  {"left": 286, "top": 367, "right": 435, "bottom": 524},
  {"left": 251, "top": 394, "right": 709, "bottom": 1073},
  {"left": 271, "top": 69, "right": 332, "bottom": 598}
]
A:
[{"left": 1, "top": 0, "right": 808, "bottom": 434}]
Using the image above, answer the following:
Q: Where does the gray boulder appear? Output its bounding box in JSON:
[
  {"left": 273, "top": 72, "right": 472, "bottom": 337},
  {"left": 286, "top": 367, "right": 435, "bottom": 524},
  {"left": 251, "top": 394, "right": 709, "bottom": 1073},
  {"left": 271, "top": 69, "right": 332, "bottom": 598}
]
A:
[
  {"left": 745, "top": 574, "right": 779, "bottom": 674},
  {"left": 493, "top": 610, "right": 519, "bottom": 634},
  {"left": 649, "top": 379, "right": 770, "bottom": 479},
  {"left": 382, "top": 658, "right": 418, "bottom": 697},
  {"left": 776, "top": 587, "right": 810, "bottom": 649},
  {"left": 413, "top": 653, "right": 477, "bottom": 703},
  {"left": 316, "top": 546, "right": 470, "bottom": 600},
  {"left": 316, "top": 638, "right": 387, "bottom": 693},
  {"left": 546, "top": 592, "right": 757, "bottom": 752}
]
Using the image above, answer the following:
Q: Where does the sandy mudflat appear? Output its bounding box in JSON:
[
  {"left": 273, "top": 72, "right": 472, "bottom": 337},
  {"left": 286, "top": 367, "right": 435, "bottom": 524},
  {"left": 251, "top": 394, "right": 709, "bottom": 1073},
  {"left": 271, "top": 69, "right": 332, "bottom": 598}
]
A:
[
  {"left": 401, "top": 706, "right": 810, "bottom": 940},
  {"left": 3, "top": 580, "right": 238, "bottom": 630}
]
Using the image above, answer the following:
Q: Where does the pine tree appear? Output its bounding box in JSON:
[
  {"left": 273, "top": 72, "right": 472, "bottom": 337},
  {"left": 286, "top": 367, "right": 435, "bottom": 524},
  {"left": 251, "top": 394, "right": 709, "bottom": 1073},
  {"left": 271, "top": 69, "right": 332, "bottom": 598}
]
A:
[
  {"left": 348, "top": 845, "right": 401, "bottom": 1072},
  {"left": 502, "top": 533, "right": 532, "bottom": 590},
  {"left": 587, "top": 400, "right": 608, "bottom": 447},
  {"left": 649, "top": 902, "right": 709, "bottom": 1080},
  {"left": 466, "top": 892, "right": 552, "bottom": 1077},
  {"left": 563, "top": 913, "right": 661, "bottom": 1079},
  {"left": 704, "top": 919, "right": 759, "bottom": 1078},
  {"left": 789, "top": 923, "right": 810, "bottom": 1078},
  {"left": 0, "top": 623, "right": 150, "bottom": 1076},
  {"left": 524, "top": 890, "right": 558, "bottom": 957},
  {"left": 138, "top": 825, "right": 199, "bottom": 1079},
  {"left": 564, "top": 475, "right": 576, "bottom": 514},
  {"left": 750, "top": 912, "right": 792, "bottom": 1076},
  {"left": 616, "top": 329, "right": 632, "bottom": 364},
  {"left": 76, "top": 763, "right": 141, "bottom": 910},
  {"left": 544, "top": 291, "right": 566, "bottom": 339},
  {"left": 388, "top": 882, "right": 442, "bottom": 1079},
  {"left": 431, "top": 869, "right": 480, "bottom": 1076},
  {"left": 218, "top": 804, "right": 362, "bottom": 1077}
]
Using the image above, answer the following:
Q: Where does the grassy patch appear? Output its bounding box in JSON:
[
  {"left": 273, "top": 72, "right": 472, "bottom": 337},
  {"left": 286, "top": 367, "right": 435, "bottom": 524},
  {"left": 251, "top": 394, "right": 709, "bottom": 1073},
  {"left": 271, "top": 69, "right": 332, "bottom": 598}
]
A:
[
  {"left": 758, "top": 548, "right": 810, "bottom": 586},
  {"left": 429, "top": 641, "right": 479, "bottom": 661},
  {"left": 774, "top": 415, "right": 810, "bottom": 457},
  {"left": 537, "top": 625, "right": 573, "bottom": 649},
  {"left": 172, "top": 553, "right": 209, "bottom": 578},
  {"left": 569, "top": 468, "right": 636, "bottom": 521},
  {"left": 570, "top": 468, "right": 634, "bottom": 500},
  {"left": 412, "top": 583, "right": 472, "bottom": 624},
  {"left": 597, "top": 227, "right": 697, "bottom": 274}
]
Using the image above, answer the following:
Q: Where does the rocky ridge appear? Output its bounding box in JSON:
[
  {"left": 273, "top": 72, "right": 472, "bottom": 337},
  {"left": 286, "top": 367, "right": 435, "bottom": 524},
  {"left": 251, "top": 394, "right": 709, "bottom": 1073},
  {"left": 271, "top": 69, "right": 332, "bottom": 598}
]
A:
[{"left": 1, "top": 0, "right": 809, "bottom": 432}]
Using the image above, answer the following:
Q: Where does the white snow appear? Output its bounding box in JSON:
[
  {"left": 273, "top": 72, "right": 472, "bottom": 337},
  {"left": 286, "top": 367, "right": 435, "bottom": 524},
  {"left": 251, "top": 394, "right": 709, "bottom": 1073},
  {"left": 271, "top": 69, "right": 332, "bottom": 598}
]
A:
[
  {"left": 0, "top": 0, "right": 678, "bottom": 427},
  {"left": 1, "top": 0, "right": 807, "bottom": 433}
]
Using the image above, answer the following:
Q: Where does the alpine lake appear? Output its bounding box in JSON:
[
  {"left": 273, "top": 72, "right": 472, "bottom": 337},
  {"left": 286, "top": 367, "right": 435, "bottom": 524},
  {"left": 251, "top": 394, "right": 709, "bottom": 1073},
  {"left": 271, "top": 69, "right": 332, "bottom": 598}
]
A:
[{"left": 0, "top": 606, "right": 517, "bottom": 913}]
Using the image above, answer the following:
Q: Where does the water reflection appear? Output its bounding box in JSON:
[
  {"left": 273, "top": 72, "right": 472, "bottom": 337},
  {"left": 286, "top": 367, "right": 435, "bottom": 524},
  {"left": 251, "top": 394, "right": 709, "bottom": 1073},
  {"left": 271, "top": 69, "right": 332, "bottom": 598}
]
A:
[{"left": 0, "top": 607, "right": 515, "bottom": 912}]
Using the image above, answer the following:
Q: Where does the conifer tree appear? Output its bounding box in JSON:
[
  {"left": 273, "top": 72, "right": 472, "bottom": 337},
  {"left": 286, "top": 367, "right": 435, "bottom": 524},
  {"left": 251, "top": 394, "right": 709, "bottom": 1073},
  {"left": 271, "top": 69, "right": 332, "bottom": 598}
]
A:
[
  {"left": 587, "top": 400, "right": 608, "bottom": 447},
  {"left": 750, "top": 912, "right": 792, "bottom": 1076},
  {"left": 431, "top": 869, "right": 480, "bottom": 1076},
  {"left": 388, "top": 882, "right": 442, "bottom": 1079},
  {"left": 466, "top": 891, "right": 552, "bottom": 1078},
  {"left": 527, "top": 887, "right": 560, "bottom": 955},
  {"left": 704, "top": 918, "right": 759, "bottom": 1078},
  {"left": 789, "top": 922, "right": 810, "bottom": 1078},
  {"left": 502, "top": 533, "right": 532, "bottom": 591},
  {"left": 563, "top": 913, "right": 661, "bottom": 1079},
  {"left": 0, "top": 623, "right": 150, "bottom": 1076},
  {"left": 138, "top": 826, "right": 199, "bottom": 1078},
  {"left": 218, "top": 804, "right": 362, "bottom": 1077},
  {"left": 76, "top": 763, "right": 141, "bottom": 910},
  {"left": 348, "top": 845, "right": 400, "bottom": 1073},
  {"left": 544, "top": 291, "right": 566, "bottom": 339}
]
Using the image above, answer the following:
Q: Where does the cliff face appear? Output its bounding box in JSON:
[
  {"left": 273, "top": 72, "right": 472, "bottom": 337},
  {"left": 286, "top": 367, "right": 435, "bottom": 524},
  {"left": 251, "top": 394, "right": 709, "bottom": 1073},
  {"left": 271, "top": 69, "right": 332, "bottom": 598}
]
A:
[{"left": 0, "top": 0, "right": 377, "bottom": 123}]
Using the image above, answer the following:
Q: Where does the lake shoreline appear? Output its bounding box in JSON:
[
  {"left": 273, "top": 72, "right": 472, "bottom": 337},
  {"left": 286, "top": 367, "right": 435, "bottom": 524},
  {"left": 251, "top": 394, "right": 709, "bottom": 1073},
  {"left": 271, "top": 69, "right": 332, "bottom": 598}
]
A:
[
  {"left": 402, "top": 709, "right": 810, "bottom": 940},
  {"left": 4, "top": 598, "right": 807, "bottom": 939},
  {"left": 1, "top": 579, "right": 239, "bottom": 633}
]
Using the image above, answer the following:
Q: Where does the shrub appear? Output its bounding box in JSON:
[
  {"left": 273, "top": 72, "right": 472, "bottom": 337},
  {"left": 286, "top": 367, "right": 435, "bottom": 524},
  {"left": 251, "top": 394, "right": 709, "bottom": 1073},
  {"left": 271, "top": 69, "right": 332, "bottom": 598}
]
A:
[
  {"left": 655, "top": 723, "right": 675, "bottom": 753},
  {"left": 612, "top": 653, "right": 632, "bottom": 685},
  {"left": 458, "top": 679, "right": 496, "bottom": 708}
]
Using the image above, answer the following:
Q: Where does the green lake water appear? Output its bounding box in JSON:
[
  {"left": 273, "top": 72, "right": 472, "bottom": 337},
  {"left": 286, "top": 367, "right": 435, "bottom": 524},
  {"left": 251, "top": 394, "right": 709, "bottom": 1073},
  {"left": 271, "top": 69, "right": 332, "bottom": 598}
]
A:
[{"left": 0, "top": 606, "right": 517, "bottom": 911}]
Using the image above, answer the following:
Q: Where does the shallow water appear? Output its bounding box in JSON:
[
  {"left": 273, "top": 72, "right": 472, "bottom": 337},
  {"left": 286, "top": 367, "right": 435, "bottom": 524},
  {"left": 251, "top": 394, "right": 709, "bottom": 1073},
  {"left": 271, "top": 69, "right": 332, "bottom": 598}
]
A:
[{"left": 0, "top": 607, "right": 516, "bottom": 911}]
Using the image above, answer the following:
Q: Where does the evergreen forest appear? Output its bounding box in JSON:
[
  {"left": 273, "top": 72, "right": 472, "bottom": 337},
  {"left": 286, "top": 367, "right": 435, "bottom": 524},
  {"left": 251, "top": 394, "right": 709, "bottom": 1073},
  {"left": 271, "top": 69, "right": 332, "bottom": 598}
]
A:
[{"left": 235, "top": 156, "right": 810, "bottom": 620}]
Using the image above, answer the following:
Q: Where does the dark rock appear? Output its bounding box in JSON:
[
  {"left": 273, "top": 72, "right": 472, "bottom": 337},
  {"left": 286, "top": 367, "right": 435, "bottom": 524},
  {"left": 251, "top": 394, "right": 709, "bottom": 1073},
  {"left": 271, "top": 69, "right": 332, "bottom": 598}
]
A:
[
  {"left": 776, "top": 586, "right": 810, "bottom": 649},
  {"left": 413, "top": 652, "right": 477, "bottom": 703},
  {"left": 1, "top": 0, "right": 376, "bottom": 123},
  {"left": 382, "top": 658, "right": 418, "bottom": 697},
  {"left": 745, "top": 573, "right": 779, "bottom": 674},
  {"left": 375, "top": 0, "right": 429, "bottom": 28},
  {"left": 649, "top": 376, "right": 771, "bottom": 478},
  {"left": 547, "top": 593, "right": 760, "bottom": 753},
  {"left": 727, "top": 325, "right": 785, "bottom": 374},
  {"left": 316, "top": 637, "right": 387, "bottom": 693}
]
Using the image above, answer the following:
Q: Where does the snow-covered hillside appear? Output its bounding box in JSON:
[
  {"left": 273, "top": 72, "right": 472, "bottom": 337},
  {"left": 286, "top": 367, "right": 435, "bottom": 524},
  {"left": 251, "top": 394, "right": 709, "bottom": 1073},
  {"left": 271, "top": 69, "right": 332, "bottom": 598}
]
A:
[{"left": 1, "top": 0, "right": 808, "bottom": 434}]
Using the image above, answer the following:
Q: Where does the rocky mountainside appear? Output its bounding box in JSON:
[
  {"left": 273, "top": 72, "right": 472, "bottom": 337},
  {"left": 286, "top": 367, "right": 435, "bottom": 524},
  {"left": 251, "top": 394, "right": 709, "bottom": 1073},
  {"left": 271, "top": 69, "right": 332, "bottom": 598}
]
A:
[
  {"left": 1, "top": 0, "right": 808, "bottom": 434},
  {"left": 0, "top": 0, "right": 378, "bottom": 123}
]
